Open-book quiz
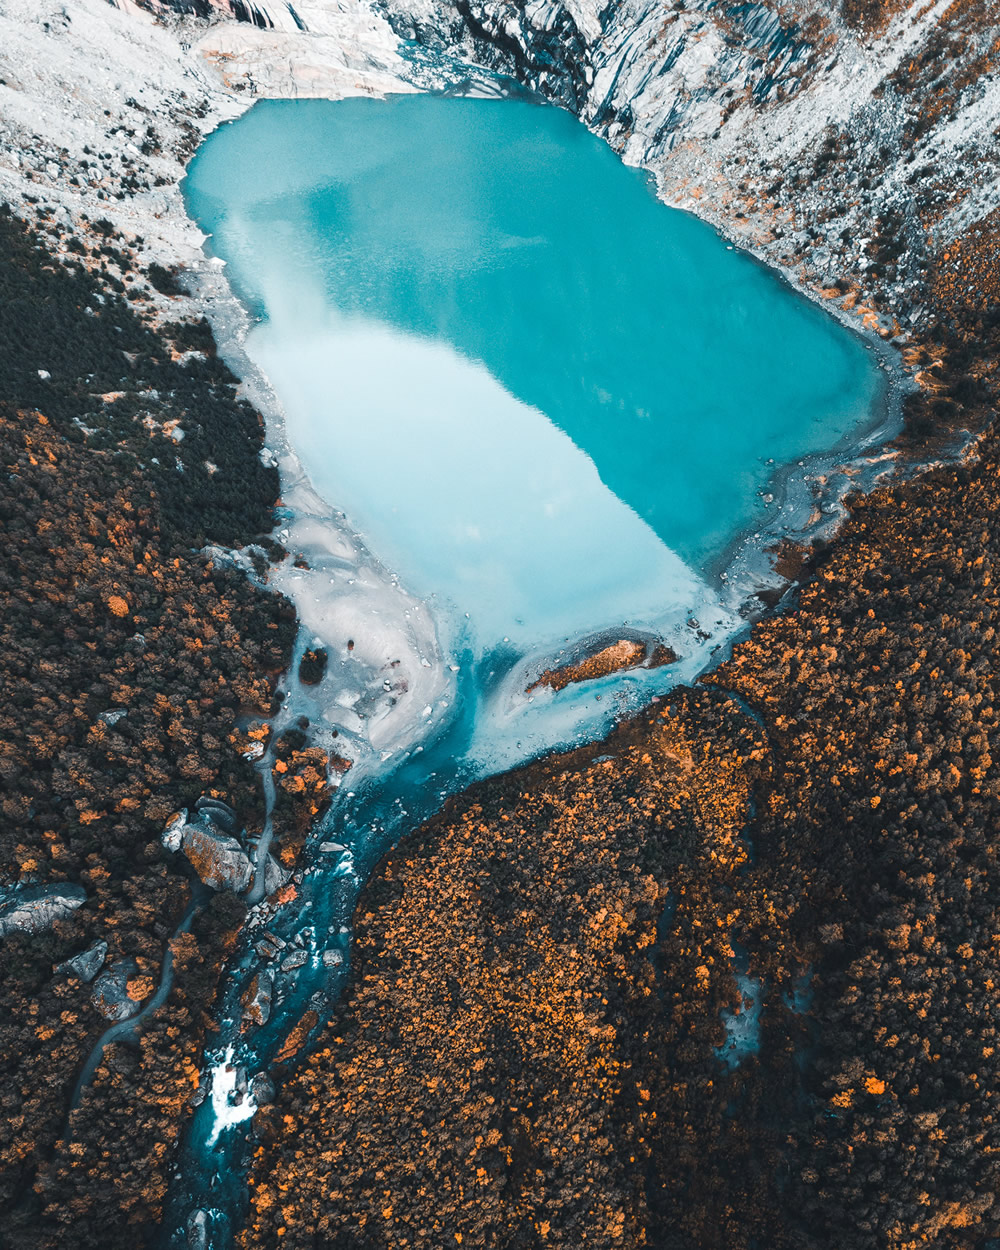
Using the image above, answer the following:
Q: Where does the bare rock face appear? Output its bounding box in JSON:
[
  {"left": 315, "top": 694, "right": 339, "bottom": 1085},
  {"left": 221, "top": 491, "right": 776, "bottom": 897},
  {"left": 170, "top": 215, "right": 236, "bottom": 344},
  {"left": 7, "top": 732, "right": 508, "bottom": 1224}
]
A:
[
  {"left": 261, "top": 853, "right": 290, "bottom": 899},
  {"left": 91, "top": 959, "right": 141, "bottom": 1022},
  {"left": 249, "top": 1071, "right": 276, "bottom": 1106},
  {"left": 0, "top": 883, "right": 86, "bottom": 938},
  {"left": 181, "top": 823, "right": 254, "bottom": 893},
  {"left": 241, "top": 971, "right": 273, "bottom": 1028},
  {"left": 162, "top": 807, "right": 253, "bottom": 893},
  {"left": 55, "top": 938, "right": 108, "bottom": 983}
]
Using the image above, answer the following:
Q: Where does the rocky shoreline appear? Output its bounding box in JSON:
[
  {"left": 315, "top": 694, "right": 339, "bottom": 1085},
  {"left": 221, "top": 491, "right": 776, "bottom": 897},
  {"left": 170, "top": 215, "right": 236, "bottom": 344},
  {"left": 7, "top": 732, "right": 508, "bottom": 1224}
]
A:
[{"left": 0, "top": 0, "right": 998, "bottom": 1246}]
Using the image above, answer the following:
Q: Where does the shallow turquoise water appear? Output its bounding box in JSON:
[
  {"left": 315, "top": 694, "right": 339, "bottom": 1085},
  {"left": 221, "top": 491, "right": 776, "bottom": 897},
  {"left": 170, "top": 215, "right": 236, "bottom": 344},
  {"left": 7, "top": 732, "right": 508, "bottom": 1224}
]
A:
[{"left": 185, "top": 94, "right": 881, "bottom": 660}]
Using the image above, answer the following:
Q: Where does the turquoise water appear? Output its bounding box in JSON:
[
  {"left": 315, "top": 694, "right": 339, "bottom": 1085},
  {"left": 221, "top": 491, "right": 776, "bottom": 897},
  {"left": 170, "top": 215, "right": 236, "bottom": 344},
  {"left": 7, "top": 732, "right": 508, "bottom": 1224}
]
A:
[
  {"left": 185, "top": 94, "right": 881, "bottom": 662},
  {"left": 171, "top": 94, "right": 884, "bottom": 1246}
]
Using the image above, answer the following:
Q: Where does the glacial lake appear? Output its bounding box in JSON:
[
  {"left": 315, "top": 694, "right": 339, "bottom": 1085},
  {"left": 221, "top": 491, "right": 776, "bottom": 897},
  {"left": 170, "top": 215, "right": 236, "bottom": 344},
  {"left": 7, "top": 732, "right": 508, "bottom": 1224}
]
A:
[
  {"left": 184, "top": 94, "right": 882, "bottom": 706},
  {"left": 172, "top": 93, "right": 886, "bottom": 1244}
]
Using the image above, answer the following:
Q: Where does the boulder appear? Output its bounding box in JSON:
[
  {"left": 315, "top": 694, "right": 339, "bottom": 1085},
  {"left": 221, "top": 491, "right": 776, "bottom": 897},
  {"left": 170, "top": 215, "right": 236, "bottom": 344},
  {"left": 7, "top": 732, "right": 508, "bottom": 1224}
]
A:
[
  {"left": 186, "top": 1209, "right": 209, "bottom": 1250},
  {"left": 241, "top": 971, "right": 273, "bottom": 1027},
  {"left": 162, "top": 805, "right": 253, "bottom": 893},
  {"left": 261, "top": 853, "right": 290, "bottom": 898},
  {"left": 91, "top": 959, "right": 141, "bottom": 1021},
  {"left": 194, "top": 796, "right": 239, "bottom": 835},
  {"left": 0, "top": 883, "right": 86, "bottom": 938},
  {"left": 182, "top": 823, "right": 253, "bottom": 892},
  {"left": 55, "top": 938, "right": 108, "bottom": 983},
  {"left": 161, "top": 809, "right": 187, "bottom": 853},
  {"left": 249, "top": 1071, "right": 276, "bottom": 1106}
]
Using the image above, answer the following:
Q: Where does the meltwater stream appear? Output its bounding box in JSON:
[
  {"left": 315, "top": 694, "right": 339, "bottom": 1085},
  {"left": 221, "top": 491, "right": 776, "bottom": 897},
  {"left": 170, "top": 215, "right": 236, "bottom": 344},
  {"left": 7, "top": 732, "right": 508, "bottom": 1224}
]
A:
[{"left": 167, "top": 94, "right": 885, "bottom": 1244}]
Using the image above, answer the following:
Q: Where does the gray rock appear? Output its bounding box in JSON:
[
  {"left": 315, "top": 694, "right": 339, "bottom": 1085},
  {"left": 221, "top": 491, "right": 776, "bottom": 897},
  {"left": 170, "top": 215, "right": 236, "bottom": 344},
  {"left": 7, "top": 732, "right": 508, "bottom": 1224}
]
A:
[
  {"left": 161, "top": 809, "right": 187, "bottom": 854},
  {"left": 322, "top": 949, "right": 344, "bottom": 968},
  {"left": 240, "top": 971, "right": 272, "bottom": 1027},
  {"left": 186, "top": 1209, "right": 209, "bottom": 1250},
  {"left": 261, "top": 853, "right": 290, "bottom": 898},
  {"left": 91, "top": 959, "right": 141, "bottom": 1021},
  {"left": 0, "top": 883, "right": 86, "bottom": 938},
  {"left": 164, "top": 816, "right": 252, "bottom": 894},
  {"left": 280, "top": 949, "right": 307, "bottom": 973},
  {"left": 249, "top": 1071, "right": 276, "bottom": 1106},
  {"left": 181, "top": 823, "right": 252, "bottom": 893},
  {"left": 194, "top": 797, "right": 238, "bottom": 835},
  {"left": 56, "top": 938, "right": 108, "bottom": 983},
  {"left": 162, "top": 805, "right": 253, "bottom": 892}
]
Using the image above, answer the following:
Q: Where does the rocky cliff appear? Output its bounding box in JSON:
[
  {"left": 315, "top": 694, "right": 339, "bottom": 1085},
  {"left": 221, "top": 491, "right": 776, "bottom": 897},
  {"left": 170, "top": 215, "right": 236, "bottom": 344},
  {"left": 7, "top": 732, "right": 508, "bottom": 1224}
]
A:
[{"left": 145, "top": 0, "right": 999, "bottom": 347}]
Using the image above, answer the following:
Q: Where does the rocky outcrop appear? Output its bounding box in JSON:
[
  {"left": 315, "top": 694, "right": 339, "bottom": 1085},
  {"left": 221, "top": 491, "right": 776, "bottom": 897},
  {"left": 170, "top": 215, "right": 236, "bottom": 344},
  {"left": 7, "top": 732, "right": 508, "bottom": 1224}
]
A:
[
  {"left": 0, "top": 883, "right": 86, "bottom": 938},
  {"left": 163, "top": 808, "right": 254, "bottom": 893},
  {"left": 90, "top": 959, "right": 142, "bottom": 1022},
  {"left": 55, "top": 938, "right": 108, "bottom": 983},
  {"left": 241, "top": 970, "right": 273, "bottom": 1027}
]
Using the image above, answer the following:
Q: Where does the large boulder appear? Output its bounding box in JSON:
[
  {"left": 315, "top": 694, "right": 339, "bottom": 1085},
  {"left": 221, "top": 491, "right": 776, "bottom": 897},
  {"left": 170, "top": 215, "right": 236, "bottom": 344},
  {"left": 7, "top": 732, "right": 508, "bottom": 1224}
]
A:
[
  {"left": 241, "top": 971, "right": 273, "bottom": 1028},
  {"left": 260, "top": 853, "right": 290, "bottom": 898},
  {"left": 249, "top": 1071, "right": 276, "bottom": 1106},
  {"left": 181, "top": 823, "right": 253, "bottom": 893},
  {"left": 186, "top": 1208, "right": 209, "bottom": 1250},
  {"left": 0, "top": 883, "right": 86, "bottom": 938},
  {"left": 91, "top": 959, "right": 141, "bottom": 1022},
  {"left": 162, "top": 808, "right": 253, "bottom": 893},
  {"left": 194, "top": 796, "right": 239, "bottom": 835},
  {"left": 55, "top": 938, "right": 108, "bottom": 983}
]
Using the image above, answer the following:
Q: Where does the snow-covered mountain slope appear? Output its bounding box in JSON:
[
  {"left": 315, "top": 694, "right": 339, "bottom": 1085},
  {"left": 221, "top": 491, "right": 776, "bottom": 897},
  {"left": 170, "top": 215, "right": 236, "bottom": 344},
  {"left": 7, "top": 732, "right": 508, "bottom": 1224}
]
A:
[
  {"left": 138, "top": 0, "right": 1000, "bottom": 340},
  {"left": 3, "top": 0, "right": 996, "bottom": 350}
]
